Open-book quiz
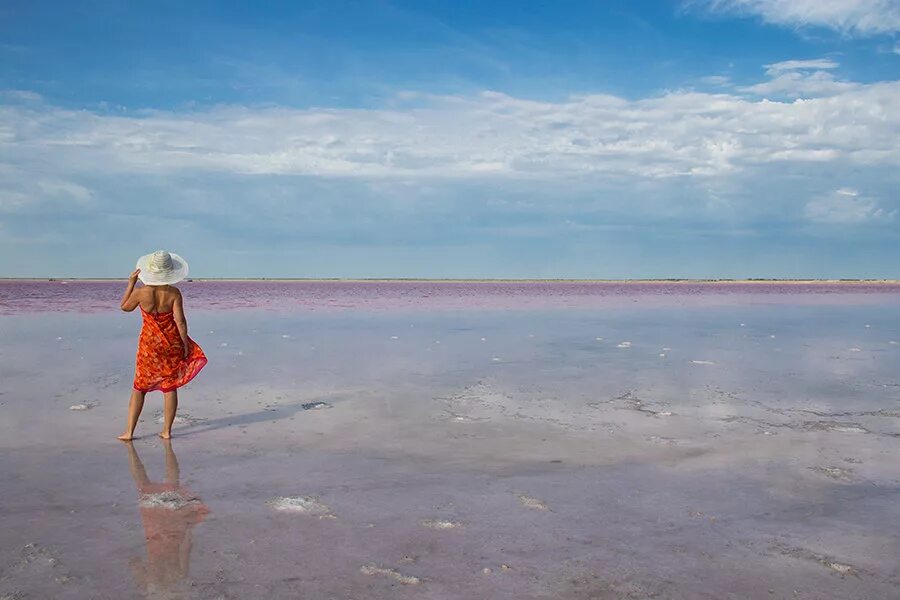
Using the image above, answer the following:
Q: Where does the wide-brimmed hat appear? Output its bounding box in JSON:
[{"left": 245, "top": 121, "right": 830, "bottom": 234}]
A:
[{"left": 136, "top": 250, "right": 189, "bottom": 286}]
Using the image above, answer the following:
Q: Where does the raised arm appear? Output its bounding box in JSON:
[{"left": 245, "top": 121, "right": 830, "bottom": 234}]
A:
[
  {"left": 120, "top": 269, "right": 142, "bottom": 312},
  {"left": 172, "top": 291, "right": 190, "bottom": 357}
]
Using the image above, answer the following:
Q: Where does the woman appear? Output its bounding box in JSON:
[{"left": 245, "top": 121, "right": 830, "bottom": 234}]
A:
[{"left": 118, "top": 250, "right": 207, "bottom": 440}]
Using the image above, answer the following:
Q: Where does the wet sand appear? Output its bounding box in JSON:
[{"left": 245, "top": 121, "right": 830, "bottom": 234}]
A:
[{"left": 1, "top": 294, "right": 899, "bottom": 599}]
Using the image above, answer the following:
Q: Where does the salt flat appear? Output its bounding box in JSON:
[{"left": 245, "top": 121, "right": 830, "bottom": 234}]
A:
[{"left": 0, "top": 283, "right": 898, "bottom": 599}]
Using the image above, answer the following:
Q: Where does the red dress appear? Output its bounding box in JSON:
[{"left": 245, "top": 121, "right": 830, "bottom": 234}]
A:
[{"left": 134, "top": 307, "right": 207, "bottom": 393}]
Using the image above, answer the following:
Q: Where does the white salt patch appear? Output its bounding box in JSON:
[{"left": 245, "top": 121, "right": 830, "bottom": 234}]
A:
[
  {"left": 390, "top": 336, "right": 399, "bottom": 340},
  {"left": 301, "top": 402, "right": 331, "bottom": 410},
  {"left": 480, "top": 337, "right": 486, "bottom": 342},
  {"left": 435, "top": 340, "right": 441, "bottom": 344},
  {"left": 648, "top": 436, "right": 677, "bottom": 445},
  {"left": 656, "top": 411, "right": 673, "bottom": 417},
  {"left": 492, "top": 357, "right": 501, "bottom": 362},
  {"left": 237, "top": 351, "right": 243, "bottom": 356},
  {"left": 68, "top": 403, "right": 94, "bottom": 411},
  {"left": 740, "top": 323, "right": 745, "bottom": 327},
  {"left": 482, "top": 567, "right": 492, "bottom": 575},
  {"left": 889, "top": 341, "right": 899, "bottom": 345},
  {"left": 421, "top": 519, "right": 462, "bottom": 530},
  {"left": 810, "top": 466, "right": 853, "bottom": 480},
  {"left": 659, "top": 353, "right": 666, "bottom": 357},
  {"left": 770, "top": 335, "right": 776, "bottom": 338},
  {"left": 595, "top": 337, "right": 603, "bottom": 341},
  {"left": 831, "top": 425, "right": 867, "bottom": 433},
  {"left": 154, "top": 412, "right": 203, "bottom": 425},
  {"left": 528, "top": 334, "right": 535, "bottom": 338},
  {"left": 691, "top": 360, "right": 716, "bottom": 365},
  {"left": 56, "top": 336, "right": 63, "bottom": 341},
  {"left": 848, "top": 347, "right": 862, "bottom": 352},
  {"left": 828, "top": 562, "right": 854, "bottom": 575},
  {"left": 281, "top": 334, "right": 290, "bottom": 339},
  {"left": 517, "top": 495, "right": 549, "bottom": 510},
  {"left": 220, "top": 342, "right": 228, "bottom": 347},
  {"left": 267, "top": 496, "right": 333, "bottom": 517},
  {"left": 616, "top": 341, "right": 632, "bottom": 348},
  {"left": 864, "top": 324, "right": 871, "bottom": 328},
  {"left": 139, "top": 491, "right": 201, "bottom": 510},
  {"left": 360, "top": 565, "right": 420, "bottom": 585},
  {"left": 662, "top": 347, "right": 671, "bottom": 351}
]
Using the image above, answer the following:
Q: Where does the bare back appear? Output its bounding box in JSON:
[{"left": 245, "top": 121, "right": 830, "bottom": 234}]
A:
[{"left": 138, "top": 285, "right": 181, "bottom": 315}]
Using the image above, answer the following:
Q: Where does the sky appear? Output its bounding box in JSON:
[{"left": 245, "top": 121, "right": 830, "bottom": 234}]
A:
[{"left": 1, "top": 0, "right": 899, "bottom": 279}]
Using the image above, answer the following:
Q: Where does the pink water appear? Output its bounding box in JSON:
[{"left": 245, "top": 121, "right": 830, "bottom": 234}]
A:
[{"left": 2, "top": 280, "right": 899, "bottom": 314}]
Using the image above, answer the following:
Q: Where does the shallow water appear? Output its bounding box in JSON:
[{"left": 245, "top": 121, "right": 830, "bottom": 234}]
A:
[
  {"left": 2, "top": 279, "right": 899, "bottom": 314},
  {"left": 0, "top": 283, "right": 898, "bottom": 599}
]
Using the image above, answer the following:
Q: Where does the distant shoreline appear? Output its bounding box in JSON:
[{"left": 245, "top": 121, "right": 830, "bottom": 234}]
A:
[{"left": 3, "top": 278, "right": 900, "bottom": 284}]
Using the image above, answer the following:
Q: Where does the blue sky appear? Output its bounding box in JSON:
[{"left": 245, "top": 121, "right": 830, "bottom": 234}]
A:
[{"left": 1, "top": 0, "right": 899, "bottom": 278}]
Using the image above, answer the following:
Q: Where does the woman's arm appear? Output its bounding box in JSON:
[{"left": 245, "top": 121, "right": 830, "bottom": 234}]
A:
[
  {"left": 172, "top": 292, "right": 190, "bottom": 358},
  {"left": 120, "top": 270, "right": 142, "bottom": 311}
]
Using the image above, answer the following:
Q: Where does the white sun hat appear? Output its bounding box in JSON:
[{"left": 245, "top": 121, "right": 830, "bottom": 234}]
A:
[{"left": 135, "top": 250, "right": 189, "bottom": 285}]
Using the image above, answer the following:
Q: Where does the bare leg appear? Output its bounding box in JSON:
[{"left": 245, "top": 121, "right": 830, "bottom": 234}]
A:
[
  {"left": 160, "top": 390, "right": 178, "bottom": 439},
  {"left": 118, "top": 390, "right": 146, "bottom": 441}
]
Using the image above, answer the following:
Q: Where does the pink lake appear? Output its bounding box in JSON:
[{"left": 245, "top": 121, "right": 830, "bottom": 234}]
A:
[{"left": 2, "top": 280, "right": 900, "bottom": 315}]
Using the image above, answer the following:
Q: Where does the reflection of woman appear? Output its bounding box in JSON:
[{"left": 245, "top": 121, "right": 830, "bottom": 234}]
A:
[{"left": 125, "top": 440, "right": 209, "bottom": 599}]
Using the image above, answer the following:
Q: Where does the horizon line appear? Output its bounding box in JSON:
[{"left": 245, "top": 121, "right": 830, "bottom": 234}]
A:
[{"left": 3, "top": 277, "right": 900, "bottom": 284}]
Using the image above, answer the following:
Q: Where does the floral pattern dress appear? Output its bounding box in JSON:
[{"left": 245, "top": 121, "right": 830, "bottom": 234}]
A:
[{"left": 133, "top": 307, "right": 207, "bottom": 393}]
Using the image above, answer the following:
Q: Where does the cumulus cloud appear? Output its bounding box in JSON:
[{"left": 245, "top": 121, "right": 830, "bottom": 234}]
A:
[
  {"left": 742, "top": 70, "right": 856, "bottom": 97},
  {"left": 0, "top": 62, "right": 897, "bottom": 188},
  {"left": 804, "top": 188, "right": 895, "bottom": 223},
  {"left": 740, "top": 59, "right": 855, "bottom": 97},
  {"left": 691, "top": 0, "right": 900, "bottom": 36}
]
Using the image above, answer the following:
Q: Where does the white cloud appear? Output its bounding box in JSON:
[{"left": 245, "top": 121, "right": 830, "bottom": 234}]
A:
[
  {"left": 764, "top": 59, "right": 839, "bottom": 75},
  {"left": 804, "top": 188, "right": 895, "bottom": 223},
  {"left": 746, "top": 59, "right": 853, "bottom": 98},
  {"left": 1, "top": 64, "right": 898, "bottom": 188},
  {"left": 692, "top": 0, "right": 900, "bottom": 36},
  {"left": 835, "top": 187, "right": 858, "bottom": 196},
  {"left": 742, "top": 69, "right": 856, "bottom": 97}
]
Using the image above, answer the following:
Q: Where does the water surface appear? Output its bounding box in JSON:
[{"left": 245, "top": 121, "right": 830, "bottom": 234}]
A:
[{"left": 1, "top": 283, "right": 898, "bottom": 599}]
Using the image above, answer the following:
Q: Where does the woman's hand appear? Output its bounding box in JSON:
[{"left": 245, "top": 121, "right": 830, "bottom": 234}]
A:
[
  {"left": 182, "top": 342, "right": 190, "bottom": 359},
  {"left": 129, "top": 269, "right": 141, "bottom": 282}
]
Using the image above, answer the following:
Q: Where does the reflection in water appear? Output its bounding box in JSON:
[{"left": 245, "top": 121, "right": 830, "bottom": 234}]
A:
[{"left": 125, "top": 441, "right": 209, "bottom": 599}]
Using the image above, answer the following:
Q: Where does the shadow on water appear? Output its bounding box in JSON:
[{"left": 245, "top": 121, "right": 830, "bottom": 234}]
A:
[
  {"left": 124, "top": 440, "right": 209, "bottom": 600},
  {"left": 184, "top": 398, "right": 336, "bottom": 435}
]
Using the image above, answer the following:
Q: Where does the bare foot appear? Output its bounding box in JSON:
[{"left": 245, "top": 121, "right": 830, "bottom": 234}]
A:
[
  {"left": 158, "top": 431, "right": 172, "bottom": 439},
  {"left": 117, "top": 433, "right": 134, "bottom": 441}
]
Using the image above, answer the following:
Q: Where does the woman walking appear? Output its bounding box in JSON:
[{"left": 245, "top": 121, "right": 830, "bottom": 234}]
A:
[{"left": 118, "top": 250, "right": 207, "bottom": 440}]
